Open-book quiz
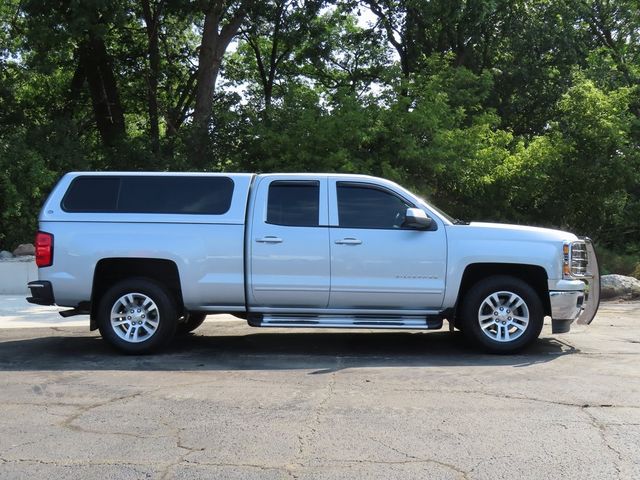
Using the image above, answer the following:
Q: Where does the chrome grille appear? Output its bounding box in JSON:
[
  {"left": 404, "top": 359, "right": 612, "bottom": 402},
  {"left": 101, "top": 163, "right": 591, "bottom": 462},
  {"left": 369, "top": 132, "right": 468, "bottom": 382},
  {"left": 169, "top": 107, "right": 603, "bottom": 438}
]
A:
[{"left": 571, "top": 242, "right": 588, "bottom": 277}]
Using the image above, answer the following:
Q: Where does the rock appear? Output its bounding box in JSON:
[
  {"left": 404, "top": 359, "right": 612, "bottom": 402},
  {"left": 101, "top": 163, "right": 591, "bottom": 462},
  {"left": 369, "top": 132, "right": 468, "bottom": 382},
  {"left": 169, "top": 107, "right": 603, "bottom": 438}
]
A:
[
  {"left": 0, "top": 250, "right": 14, "bottom": 259},
  {"left": 12, "top": 243, "right": 35, "bottom": 256},
  {"left": 601, "top": 274, "right": 640, "bottom": 300}
]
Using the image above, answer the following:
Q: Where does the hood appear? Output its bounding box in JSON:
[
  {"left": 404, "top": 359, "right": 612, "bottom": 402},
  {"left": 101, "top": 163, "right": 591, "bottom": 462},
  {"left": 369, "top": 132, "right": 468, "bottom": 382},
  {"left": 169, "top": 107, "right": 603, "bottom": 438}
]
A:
[{"left": 449, "top": 222, "right": 578, "bottom": 243}]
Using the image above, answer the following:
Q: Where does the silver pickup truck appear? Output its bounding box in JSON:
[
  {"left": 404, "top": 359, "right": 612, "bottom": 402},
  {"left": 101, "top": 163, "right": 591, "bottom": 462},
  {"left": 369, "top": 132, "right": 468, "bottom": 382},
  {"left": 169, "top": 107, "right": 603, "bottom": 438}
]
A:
[{"left": 27, "top": 172, "right": 600, "bottom": 354}]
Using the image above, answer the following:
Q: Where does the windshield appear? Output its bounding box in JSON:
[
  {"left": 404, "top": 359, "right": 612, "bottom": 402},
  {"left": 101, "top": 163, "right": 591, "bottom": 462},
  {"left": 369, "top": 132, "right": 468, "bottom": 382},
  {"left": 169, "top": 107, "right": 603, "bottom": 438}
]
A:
[
  {"left": 418, "top": 199, "right": 457, "bottom": 224},
  {"left": 419, "top": 198, "right": 467, "bottom": 225},
  {"left": 382, "top": 180, "right": 463, "bottom": 225}
]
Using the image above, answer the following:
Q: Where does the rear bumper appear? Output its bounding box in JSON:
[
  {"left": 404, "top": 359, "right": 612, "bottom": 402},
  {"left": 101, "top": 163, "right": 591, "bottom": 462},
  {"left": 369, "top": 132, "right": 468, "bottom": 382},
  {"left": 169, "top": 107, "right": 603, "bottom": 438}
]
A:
[{"left": 26, "top": 281, "right": 56, "bottom": 306}]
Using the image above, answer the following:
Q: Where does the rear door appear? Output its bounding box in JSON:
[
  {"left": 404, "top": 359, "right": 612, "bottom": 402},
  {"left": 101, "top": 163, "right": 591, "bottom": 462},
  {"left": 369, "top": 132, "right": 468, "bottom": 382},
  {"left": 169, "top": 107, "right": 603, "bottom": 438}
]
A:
[
  {"left": 328, "top": 180, "right": 447, "bottom": 310},
  {"left": 248, "top": 176, "right": 330, "bottom": 308}
]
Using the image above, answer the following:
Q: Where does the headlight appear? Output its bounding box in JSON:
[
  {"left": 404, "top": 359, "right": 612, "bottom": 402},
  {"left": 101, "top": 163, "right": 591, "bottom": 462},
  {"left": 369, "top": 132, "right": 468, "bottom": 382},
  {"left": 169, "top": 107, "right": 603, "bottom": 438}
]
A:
[{"left": 563, "top": 240, "right": 588, "bottom": 279}]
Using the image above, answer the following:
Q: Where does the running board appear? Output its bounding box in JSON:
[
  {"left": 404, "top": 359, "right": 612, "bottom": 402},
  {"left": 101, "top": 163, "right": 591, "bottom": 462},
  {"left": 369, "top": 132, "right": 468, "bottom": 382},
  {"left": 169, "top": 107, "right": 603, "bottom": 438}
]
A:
[{"left": 249, "top": 314, "right": 443, "bottom": 330}]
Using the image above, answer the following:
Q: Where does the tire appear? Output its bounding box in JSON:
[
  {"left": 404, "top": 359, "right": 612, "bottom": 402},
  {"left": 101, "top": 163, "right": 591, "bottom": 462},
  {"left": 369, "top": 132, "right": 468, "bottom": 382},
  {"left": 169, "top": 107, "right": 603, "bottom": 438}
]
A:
[
  {"left": 460, "top": 275, "right": 544, "bottom": 354},
  {"left": 97, "top": 277, "right": 178, "bottom": 354},
  {"left": 453, "top": 317, "right": 464, "bottom": 331},
  {"left": 176, "top": 312, "right": 207, "bottom": 335}
]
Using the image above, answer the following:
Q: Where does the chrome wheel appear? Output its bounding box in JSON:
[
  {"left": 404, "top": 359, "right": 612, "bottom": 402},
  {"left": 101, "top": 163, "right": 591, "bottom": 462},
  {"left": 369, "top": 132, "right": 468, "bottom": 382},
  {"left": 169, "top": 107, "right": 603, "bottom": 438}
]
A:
[
  {"left": 477, "top": 290, "right": 529, "bottom": 343},
  {"left": 110, "top": 292, "right": 160, "bottom": 343}
]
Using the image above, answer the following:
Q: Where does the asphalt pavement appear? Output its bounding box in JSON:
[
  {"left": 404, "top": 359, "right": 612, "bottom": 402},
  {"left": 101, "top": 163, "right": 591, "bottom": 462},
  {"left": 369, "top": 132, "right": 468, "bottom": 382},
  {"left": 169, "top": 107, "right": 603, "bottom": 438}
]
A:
[{"left": 0, "top": 296, "right": 638, "bottom": 479}]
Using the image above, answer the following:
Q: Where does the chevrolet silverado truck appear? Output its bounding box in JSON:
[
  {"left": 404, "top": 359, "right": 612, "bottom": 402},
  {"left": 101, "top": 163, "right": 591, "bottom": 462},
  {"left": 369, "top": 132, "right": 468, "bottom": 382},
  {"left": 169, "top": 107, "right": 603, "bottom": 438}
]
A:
[{"left": 27, "top": 172, "right": 600, "bottom": 354}]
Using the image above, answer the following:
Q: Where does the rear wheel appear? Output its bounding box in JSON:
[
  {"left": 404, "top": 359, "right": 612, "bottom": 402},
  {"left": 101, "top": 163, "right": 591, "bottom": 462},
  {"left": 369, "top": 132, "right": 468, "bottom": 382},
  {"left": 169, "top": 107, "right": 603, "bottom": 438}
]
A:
[
  {"left": 97, "top": 278, "right": 178, "bottom": 354},
  {"left": 177, "top": 312, "right": 207, "bottom": 335},
  {"left": 461, "top": 275, "right": 544, "bottom": 353}
]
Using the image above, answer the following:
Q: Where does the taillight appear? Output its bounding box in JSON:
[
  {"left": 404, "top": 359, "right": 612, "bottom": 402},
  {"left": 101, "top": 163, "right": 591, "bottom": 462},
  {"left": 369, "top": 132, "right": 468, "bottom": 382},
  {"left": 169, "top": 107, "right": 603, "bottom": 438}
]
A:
[{"left": 35, "top": 231, "right": 53, "bottom": 267}]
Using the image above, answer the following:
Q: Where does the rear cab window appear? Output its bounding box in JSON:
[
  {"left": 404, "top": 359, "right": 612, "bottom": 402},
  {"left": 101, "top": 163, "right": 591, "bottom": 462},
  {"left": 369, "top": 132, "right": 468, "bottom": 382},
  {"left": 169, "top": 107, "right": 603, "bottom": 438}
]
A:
[{"left": 266, "top": 181, "right": 320, "bottom": 227}]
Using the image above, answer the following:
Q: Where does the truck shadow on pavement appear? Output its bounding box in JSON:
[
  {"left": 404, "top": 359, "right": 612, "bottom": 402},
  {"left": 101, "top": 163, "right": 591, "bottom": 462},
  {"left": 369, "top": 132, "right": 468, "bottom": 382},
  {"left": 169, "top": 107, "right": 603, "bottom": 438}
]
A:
[{"left": 0, "top": 329, "right": 579, "bottom": 372}]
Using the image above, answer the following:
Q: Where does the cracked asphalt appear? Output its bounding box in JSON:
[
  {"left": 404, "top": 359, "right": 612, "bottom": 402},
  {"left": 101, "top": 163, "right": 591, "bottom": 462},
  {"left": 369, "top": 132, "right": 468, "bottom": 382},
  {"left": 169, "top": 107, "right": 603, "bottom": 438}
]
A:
[{"left": 0, "top": 301, "right": 639, "bottom": 479}]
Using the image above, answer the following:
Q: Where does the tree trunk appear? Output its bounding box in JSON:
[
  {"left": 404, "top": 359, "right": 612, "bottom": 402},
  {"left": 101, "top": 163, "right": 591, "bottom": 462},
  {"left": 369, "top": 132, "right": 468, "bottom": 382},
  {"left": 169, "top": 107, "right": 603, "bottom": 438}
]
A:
[
  {"left": 192, "top": 1, "right": 248, "bottom": 128},
  {"left": 190, "top": 1, "right": 248, "bottom": 166},
  {"left": 79, "top": 35, "right": 126, "bottom": 148},
  {"left": 193, "top": 4, "right": 222, "bottom": 129},
  {"left": 142, "top": 0, "right": 163, "bottom": 155},
  {"left": 63, "top": 57, "right": 87, "bottom": 115}
]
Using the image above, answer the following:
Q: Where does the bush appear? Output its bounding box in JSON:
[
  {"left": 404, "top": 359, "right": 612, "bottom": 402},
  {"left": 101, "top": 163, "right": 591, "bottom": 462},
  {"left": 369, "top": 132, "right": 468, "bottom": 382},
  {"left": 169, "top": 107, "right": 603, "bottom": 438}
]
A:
[
  {"left": 0, "top": 130, "right": 56, "bottom": 250},
  {"left": 597, "top": 245, "right": 640, "bottom": 278}
]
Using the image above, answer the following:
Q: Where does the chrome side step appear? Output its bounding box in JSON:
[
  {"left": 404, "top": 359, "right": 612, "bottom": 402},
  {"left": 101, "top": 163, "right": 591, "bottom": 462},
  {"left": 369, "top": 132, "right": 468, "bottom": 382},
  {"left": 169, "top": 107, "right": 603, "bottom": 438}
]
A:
[{"left": 249, "top": 314, "right": 443, "bottom": 330}]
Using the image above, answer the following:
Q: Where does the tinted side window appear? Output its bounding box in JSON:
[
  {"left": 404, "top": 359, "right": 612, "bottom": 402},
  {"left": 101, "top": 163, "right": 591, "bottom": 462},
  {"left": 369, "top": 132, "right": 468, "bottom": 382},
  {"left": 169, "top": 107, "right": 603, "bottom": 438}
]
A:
[
  {"left": 62, "top": 177, "right": 120, "bottom": 212},
  {"left": 118, "top": 177, "right": 233, "bottom": 214},
  {"left": 267, "top": 181, "right": 320, "bottom": 227},
  {"left": 62, "top": 176, "right": 234, "bottom": 214},
  {"left": 337, "top": 184, "right": 410, "bottom": 229}
]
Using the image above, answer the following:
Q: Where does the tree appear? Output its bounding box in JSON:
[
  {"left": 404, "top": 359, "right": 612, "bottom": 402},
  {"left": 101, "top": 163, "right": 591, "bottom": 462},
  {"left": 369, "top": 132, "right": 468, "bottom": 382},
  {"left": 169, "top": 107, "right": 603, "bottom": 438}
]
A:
[
  {"left": 20, "top": 1, "right": 128, "bottom": 148},
  {"left": 141, "top": 0, "right": 163, "bottom": 154},
  {"left": 193, "top": 0, "right": 251, "bottom": 127},
  {"left": 0, "top": 0, "right": 638, "bottom": 271},
  {"left": 242, "top": 0, "right": 324, "bottom": 111},
  {"left": 298, "top": 8, "right": 388, "bottom": 98}
]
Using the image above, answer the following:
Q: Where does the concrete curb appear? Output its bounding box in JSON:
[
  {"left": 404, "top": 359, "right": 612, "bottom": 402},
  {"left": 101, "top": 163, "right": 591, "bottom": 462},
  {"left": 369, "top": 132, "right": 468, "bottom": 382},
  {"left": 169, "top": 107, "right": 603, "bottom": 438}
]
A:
[
  {"left": 0, "top": 294, "right": 84, "bottom": 328},
  {"left": 0, "top": 257, "right": 37, "bottom": 294}
]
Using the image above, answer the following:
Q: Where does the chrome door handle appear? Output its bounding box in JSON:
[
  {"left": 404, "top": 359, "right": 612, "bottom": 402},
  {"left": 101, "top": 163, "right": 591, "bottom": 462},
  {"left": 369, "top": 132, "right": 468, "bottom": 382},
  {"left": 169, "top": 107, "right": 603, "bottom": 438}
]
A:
[
  {"left": 256, "top": 236, "right": 283, "bottom": 244},
  {"left": 335, "top": 237, "right": 362, "bottom": 245}
]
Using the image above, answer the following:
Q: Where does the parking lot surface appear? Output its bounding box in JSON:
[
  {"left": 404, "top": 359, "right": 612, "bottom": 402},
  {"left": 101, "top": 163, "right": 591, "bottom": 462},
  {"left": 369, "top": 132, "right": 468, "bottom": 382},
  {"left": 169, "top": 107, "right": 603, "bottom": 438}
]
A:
[{"left": 0, "top": 300, "right": 638, "bottom": 479}]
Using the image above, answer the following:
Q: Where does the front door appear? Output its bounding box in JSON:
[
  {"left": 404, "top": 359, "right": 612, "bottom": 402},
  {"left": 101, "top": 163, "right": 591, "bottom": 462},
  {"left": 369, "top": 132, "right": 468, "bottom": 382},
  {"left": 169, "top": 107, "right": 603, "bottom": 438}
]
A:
[
  {"left": 249, "top": 176, "right": 330, "bottom": 308},
  {"left": 328, "top": 181, "right": 447, "bottom": 310}
]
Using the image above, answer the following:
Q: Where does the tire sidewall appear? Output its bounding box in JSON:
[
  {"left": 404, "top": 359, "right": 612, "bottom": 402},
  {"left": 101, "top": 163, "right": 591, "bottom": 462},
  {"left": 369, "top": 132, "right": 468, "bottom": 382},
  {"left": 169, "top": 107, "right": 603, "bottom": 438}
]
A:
[
  {"left": 97, "top": 278, "right": 177, "bottom": 354},
  {"left": 461, "top": 275, "right": 544, "bottom": 353}
]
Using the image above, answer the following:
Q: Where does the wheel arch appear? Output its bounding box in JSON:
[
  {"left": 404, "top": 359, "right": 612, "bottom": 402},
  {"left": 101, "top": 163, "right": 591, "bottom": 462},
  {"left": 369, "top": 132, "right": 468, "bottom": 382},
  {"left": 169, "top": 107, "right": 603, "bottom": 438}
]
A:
[
  {"left": 90, "top": 258, "right": 184, "bottom": 330},
  {"left": 455, "top": 263, "right": 550, "bottom": 321}
]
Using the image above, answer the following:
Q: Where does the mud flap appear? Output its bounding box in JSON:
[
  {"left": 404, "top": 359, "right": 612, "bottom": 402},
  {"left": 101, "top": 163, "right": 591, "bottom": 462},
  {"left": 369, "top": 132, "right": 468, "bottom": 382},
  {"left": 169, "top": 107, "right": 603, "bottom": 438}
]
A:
[{"left": 577, "top": 238, "right": 600, "bottom": 325}]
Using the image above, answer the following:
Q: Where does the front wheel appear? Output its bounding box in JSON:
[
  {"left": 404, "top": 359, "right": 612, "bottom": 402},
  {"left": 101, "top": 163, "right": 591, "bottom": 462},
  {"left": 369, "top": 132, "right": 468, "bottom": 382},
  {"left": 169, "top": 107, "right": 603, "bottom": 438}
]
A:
[
  {"left": 97, "top": 278, "right": 178, "bottom": 354},
  {"left": 461, "top": 275, "right": 544, "bottom": 354}
]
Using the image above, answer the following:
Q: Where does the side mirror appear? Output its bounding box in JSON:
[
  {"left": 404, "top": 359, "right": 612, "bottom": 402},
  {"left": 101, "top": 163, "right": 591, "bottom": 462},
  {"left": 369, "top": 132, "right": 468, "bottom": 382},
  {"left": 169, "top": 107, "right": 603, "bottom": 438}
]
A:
[{"left": 403, "top": 208, "right": 432, "bottom": 230}]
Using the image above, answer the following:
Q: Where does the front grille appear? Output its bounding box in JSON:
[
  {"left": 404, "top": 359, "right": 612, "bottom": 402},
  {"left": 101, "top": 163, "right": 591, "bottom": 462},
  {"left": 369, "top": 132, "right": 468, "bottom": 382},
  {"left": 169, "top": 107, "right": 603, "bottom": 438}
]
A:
[{"left": 571, "top": 242, "right": 588, "bottom": 277}]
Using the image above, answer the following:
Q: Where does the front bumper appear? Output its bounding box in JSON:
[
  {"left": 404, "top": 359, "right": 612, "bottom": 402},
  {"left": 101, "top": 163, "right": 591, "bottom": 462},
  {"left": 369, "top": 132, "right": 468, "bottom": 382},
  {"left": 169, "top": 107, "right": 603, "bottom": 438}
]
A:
[
  {"left": 549, "top": 290, "right": 584, "bottom": 333},
  {"left": 548, "top": 239, "right": 601, "bottom": 333},
  {"left": 550, "top": 290, "right": 585, "bottom": 320}
]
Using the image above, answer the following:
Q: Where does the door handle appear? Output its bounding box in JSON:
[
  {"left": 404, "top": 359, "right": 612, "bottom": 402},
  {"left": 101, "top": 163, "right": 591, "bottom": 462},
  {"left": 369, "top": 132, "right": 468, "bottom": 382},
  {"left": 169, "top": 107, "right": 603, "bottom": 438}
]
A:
[
  {"left": 335, "top": 237, "right": 362, "bottom": 245},
  {"left": 256, "top": 236, "right": 283, "bottom": 244}
]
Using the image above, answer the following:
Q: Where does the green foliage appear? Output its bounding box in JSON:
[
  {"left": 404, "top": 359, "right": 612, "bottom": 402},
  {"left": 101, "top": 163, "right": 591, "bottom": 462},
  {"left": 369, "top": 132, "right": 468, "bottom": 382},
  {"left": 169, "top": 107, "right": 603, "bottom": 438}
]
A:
[
  {"left": 0, "top": 0, "right": 639, "bottom": 273},
  {"left": 553, "top": 77, "right": 638, "bottom": 242},
  {"left": 633, "top": 264, "right": 640, "bottom": 281},
  {"left": 0, "top": 130, "right": 56, "bottom": 249},
  {"left": 597, "top": 245, "right": 640, "bottom": 279},
  {"left": 490, "top": 76, "right": 640, "bottom": 247}
]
